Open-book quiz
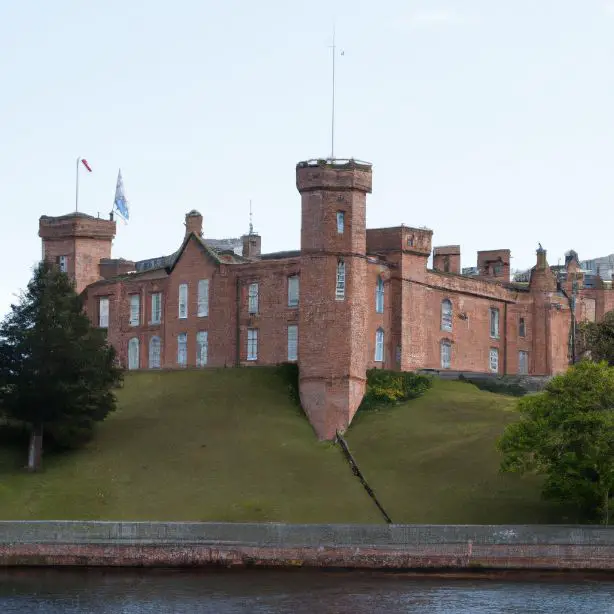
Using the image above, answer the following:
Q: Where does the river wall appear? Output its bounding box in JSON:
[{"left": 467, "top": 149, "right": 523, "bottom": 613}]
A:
[{"left": 1, "top": 521, "right": 614, "bottom": 571}]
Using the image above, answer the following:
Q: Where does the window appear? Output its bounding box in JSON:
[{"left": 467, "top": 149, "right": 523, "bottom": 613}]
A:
[
  {"left": 288, "top": 275, "right": 299, "bottom": 308},
  {"left": 374, "top": 328, "right": 384, "bottom": 362},
  {"left": 489, "top": 307, "right": 500, "bottom": 339},
  {"left": 336, "top": 260, "right": 346, "bottom": 300},
  {"left": 58, "top": 255, "right": 68, "bottom": 273},
  {"left": 128, "top": 337, "right": 139, "bottom": 370},
  {"left": 197, "top": 279, "right": 209, "bottom": 317},
  {"left": 177, "top": 333, "right": 188, "bottom": 366},
  {"left": 149, "top": 336, "right": 161, "bottom": 369},
  {"left": 287, "top": 325, "right": 298, "bottom": 361},
  {"left": 178, "top": 284, "right": 188, "bottom": 319},
  {"left": 443, "top": 256, "right": 450, "bottom": 273},
  {"left": 441, "top": 340, "right": 451, "bottom": 369},
  {"left": 247, "top": 329, "right": 258, "bottom": 361},
  {"left": 489, "top": 348, "right": 499, "bottom": 373},
  {"left": 519, "top": 317, "right": 526, "bottom": 338},
  {"left": 248, "top": 282, "right": 259, "bottom": 314},
  {"left": 494, "top": 264, "right": 503, "bottom": 275},
  {"left": 151, "top": 293, "right": 162, "bottom": 324},
  {"left": 99, "top": 297, "right": 109, "bottom": 328},
  {"left": 336, "top": 211, "right": 345, "bottom": 234},
  {"left": 129, "top": 294, "right": 140, "bottom": 326},
  {"left": 441, "top": 299, "right": 453, "bottom": 331},
  {"left": 518, "top": 350, "right": 529, "bottom": 375},
  {"left": 375, "top": 277, "right": 384, "bottom": 313},
  {"left": 196, "top": 331, "right": 208, "bottom": 367}
]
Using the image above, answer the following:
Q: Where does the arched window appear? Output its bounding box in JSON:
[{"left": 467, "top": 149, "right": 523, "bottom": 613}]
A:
[
  {"left": 128, "top": 337, "right": 139, "bottom": 370},
  {"left": 440, "top": 340, "right": 451, "bottom": 369},
  {"left": 374, "top": 328, "right": 384, "bottom": 362},
  {"left": 149, "top": 336, "right": 161, "bottom": 369},
  {"left": 441, "top": 299, "right": 453, "bottom": 331},
  {"left": 375, "top": 276, "right": 384, "bottom": 313}
]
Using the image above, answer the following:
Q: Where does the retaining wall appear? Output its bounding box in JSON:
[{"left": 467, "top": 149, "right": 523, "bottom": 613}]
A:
[{"left": 1, "top": 522, "right": 614, "bottom": 571}]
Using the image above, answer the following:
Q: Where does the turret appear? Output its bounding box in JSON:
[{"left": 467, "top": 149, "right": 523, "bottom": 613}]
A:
[
  {"left": 296, "top": 158, "right": 372, "bottom": 440},
  {"left": 39, "top": 212, "right": 116, "bottom": 293}
]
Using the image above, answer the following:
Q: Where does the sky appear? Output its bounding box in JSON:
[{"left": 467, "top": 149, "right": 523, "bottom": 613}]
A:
[{"left": 1, "top": 0, "right": 614, "bottom": 316}]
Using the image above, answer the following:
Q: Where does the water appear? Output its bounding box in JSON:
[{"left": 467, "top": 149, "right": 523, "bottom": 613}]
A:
[{"left": 1, "top": 569, "right": 614, "bottom": 613}]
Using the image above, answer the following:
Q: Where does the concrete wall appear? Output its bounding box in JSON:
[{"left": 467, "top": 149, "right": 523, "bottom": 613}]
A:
[{"left": 1, "top": 522, "right": 614, "bottom": 570}]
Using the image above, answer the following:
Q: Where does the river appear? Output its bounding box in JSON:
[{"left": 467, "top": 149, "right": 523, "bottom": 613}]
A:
[{"left": 1, "top": 569, "right": 614, "bottom": 613}]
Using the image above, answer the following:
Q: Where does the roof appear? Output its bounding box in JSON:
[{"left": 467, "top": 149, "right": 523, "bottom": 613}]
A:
[{"left": 260, "top": 250, "right": 301, "bottom": 261}]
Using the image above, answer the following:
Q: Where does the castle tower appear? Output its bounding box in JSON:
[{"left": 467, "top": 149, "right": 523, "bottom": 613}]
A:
[
  {"left": 39, "top": 212, "right": 116, "bottom": 294},
  {"left": 529, "top": 245, "right": 562, "bottom": 375},
  {"left": 296, "top": 158, "right": 372, "bottom": 440}
]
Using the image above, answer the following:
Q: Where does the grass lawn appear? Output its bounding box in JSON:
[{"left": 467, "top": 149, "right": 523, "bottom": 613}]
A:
[
  {"left": 0, "top": 368, "right": 565, "bottom": 523},
  {"left": 346, "top": 379, "right": 568, "bottom": 524}
]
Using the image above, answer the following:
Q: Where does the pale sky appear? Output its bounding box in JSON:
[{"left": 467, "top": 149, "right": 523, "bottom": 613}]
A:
[{"left": 1, "top": 0, "right": 614, "bottom": 317}]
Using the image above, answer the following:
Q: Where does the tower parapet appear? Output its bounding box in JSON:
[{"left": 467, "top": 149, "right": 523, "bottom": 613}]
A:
[{"left": 297, "top": 158, "right": 372, "bottom": 440}]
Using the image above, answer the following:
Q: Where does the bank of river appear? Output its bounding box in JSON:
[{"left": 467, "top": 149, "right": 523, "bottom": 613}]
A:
[{"left": 1, "top": 569, "right": 614, "bottom": 613}]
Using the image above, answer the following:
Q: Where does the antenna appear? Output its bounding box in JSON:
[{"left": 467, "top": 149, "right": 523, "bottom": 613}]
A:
[{"left": 249, "top": 199, "right": 254, "bottom": 235}]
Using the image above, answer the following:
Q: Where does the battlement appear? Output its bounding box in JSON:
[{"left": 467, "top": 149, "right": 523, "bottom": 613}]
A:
[
  {"left": 296, "top": 158, "right": 372, "bottom": 193},
  {"left": 39, "top": 212, "right": 116, "bottom": 241}
]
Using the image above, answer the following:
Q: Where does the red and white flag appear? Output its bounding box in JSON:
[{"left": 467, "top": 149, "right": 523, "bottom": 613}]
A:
[{"left": 81, "top": 158, "right": 92, "bottom": 172}]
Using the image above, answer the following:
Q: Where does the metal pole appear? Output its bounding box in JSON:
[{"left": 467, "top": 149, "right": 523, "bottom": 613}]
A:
[
  {"left": 331, "top": 25, "right": 336, "bottom": 160},
  {"left": 75, "top": 157, "right": 80, "bottom": 212}
]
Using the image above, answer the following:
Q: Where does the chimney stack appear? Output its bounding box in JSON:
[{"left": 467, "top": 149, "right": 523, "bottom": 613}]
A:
[{"left": 185, "top": 210, "right": 203, "bottom": 238}]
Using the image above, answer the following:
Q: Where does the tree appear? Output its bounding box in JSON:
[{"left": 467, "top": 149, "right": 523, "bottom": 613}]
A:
[
  {"left": 0, "top": 261, "right": 123, "bottom": 471},
  {"left": 498, "top": 360, "right": 614, "bottom": 524},
  {"left": 578, "top": 310, "right": 614, "bottom": 365}
]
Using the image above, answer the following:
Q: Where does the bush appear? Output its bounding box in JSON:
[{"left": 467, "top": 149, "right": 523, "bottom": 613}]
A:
[
  {"left": 458, "top": 374, "right": 527, "bottom": 397},
  {"left": 358, "top": 369, "right": 432, "bottom": 413}
]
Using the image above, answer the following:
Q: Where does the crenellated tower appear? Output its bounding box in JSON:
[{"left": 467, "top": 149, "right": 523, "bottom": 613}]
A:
[
  {"left": 296, "top": 158, "right": 373, "bottom": 440},
  {"left": 39, "top": 212, "right": 116, "bottom": 294}
]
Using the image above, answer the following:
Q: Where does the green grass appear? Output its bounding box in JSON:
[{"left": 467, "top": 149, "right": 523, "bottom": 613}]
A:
[{"left": 0, "top": 369, "right": 566, "bottom": 523}]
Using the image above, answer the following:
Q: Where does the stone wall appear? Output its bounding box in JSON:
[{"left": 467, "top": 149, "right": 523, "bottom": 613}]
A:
[
  {"left": 1, "top": 522, "right": 614, "bottom": 570},
  {"left": 418, "top": 369, "right": 552, "bottom": 392}
]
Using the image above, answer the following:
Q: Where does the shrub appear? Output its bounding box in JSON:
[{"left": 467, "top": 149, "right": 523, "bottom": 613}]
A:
[{"left": 358, "top": 369, "right": 432, "bottom": 413}]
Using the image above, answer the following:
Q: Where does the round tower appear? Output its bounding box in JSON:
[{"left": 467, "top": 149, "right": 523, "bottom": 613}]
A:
[{"left": 296, "top": 158, "right": 373, "bottom": 440}]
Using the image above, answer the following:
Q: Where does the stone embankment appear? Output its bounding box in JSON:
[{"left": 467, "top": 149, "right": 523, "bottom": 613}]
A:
[{"left": 1, "top": 522, "right": 614, "bottom": 571}]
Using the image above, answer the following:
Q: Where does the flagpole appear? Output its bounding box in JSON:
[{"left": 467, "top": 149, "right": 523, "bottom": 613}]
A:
[
  {"left": 75, "top": 157, "right": 80, "bottom": 212},
  {"left": 331, "top": 24, "right": 336, "bottom": 160}
]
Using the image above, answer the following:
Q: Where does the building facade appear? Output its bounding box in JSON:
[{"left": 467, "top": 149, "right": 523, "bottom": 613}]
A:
[{"left": 38, "top": 158, "right": 614, "bottom": 439}]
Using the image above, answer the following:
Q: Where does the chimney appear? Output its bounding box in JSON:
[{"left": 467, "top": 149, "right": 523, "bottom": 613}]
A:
[
  {"left": 185, "top": 210, "right": 203, "bottom": 238},
  {"left": 242, "top": 233, "right": 261, "bottom": 259},
  {"left": 536, "top": 245, "right": 547, "bottom": 270},
  {"left": 433, "top": 245, "right": 461, "bottom": 274}
]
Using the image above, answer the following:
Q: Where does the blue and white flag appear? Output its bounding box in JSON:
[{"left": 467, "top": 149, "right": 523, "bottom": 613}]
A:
[{"left": 113, "top": 169, "right": 129, "bottom": 221}]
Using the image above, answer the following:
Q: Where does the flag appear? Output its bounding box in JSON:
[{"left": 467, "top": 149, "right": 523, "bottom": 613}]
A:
[
  {"left": 81, "top": 159, "right": 92, "bottom": 172},
  {"left": 113, "top": 169, "right": 129, "bottom": 221}
]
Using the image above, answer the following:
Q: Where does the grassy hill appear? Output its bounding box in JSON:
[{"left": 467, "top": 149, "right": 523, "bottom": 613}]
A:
[{"left": 0, "top": 368, "right": 566, "bottom": 523}]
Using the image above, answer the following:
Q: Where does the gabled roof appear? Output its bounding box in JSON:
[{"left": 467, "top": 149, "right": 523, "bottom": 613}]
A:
[{"left": 166, "top": 232, "right": 249, "bottom": 273}]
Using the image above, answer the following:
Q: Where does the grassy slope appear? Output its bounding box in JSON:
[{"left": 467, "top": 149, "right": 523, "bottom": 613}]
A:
[
  {"left": 0, "top": 369, "right": 562, "bottom": 523},
  {"left": 346, "top": 380, "right": 565, "bottom": 524}
]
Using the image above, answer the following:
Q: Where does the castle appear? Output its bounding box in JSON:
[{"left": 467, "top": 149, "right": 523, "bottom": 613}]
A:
[{"left": 38, "top": 158, "right": 614, "bottom": 440}]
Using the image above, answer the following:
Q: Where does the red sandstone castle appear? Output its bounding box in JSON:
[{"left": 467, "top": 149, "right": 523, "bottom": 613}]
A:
[{"left": 38, "top": 159, "right": 614, "bottom": 439}]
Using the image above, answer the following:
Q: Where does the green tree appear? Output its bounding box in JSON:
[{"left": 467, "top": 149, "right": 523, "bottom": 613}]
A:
[
  {"left": 578, "top": 310, "right": 614, "bottom": 365},
  {"left": 0, "top": 261, "right": 123, "bottom": 471},
  {"left": 498, "top": 360, "right": 614, "bottom": 524}
]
